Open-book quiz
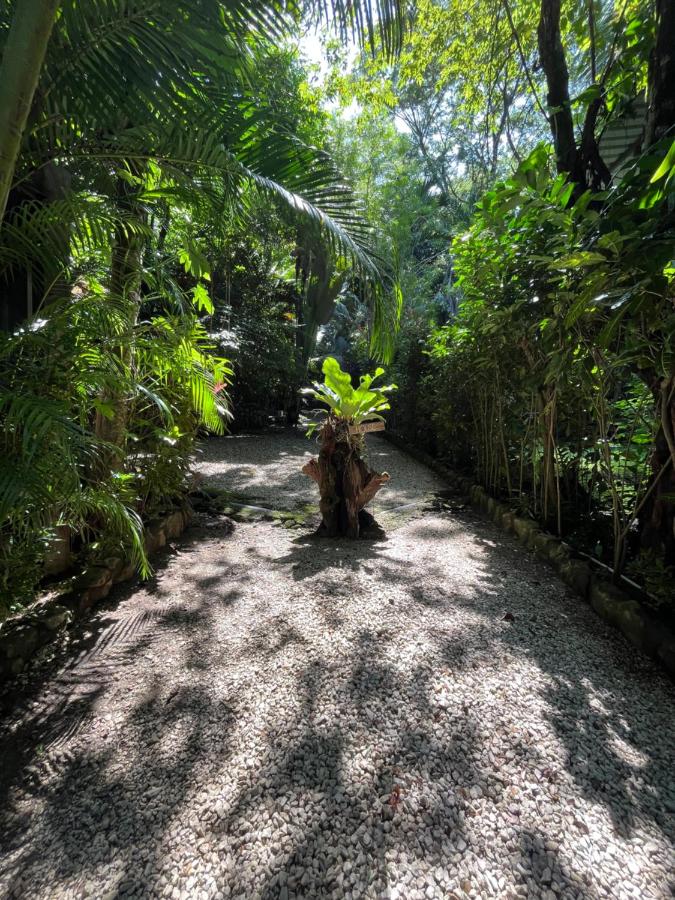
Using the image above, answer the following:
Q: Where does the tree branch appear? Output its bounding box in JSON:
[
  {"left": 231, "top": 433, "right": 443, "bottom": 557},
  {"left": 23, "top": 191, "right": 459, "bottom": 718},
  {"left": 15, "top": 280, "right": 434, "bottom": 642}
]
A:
[{"left": 501, "top": 0, "right": 548, "bottom": 121}]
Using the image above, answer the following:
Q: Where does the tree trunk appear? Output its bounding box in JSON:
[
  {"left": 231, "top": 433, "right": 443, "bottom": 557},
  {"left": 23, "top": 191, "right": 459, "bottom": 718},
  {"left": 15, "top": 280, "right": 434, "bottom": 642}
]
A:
[
  {"left": 645, "top": 0, "right": 675, "bottom": 147},
  {"left": 0, "top": 0, "right": 61, "bottom": 227},
  {"left": 639, "top": 376, "right": 675, "bottom": 566},
  {"left": 537, "top": 0, "right": 581, "bottom": 181},
  {"left": 94, "top": 172, "right": 146, "bottom": 470},
  {"left": 302, "top": 420, "right": 390, "bottom": 537},
  {"left": 638, "top": 3, "right": 675, "bottom": 566},
  {"left": 537, "top": 388, "right": 558, "bottom": 526}
]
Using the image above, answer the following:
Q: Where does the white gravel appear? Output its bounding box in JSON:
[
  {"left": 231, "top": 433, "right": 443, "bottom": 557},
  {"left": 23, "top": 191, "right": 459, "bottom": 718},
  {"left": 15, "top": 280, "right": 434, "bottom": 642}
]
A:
[
  {"left": 195, "top": 432, "right": 444, "bottom": 518},
  {"left": 1, "top": 432, "right": 674, "bottom": 900}
]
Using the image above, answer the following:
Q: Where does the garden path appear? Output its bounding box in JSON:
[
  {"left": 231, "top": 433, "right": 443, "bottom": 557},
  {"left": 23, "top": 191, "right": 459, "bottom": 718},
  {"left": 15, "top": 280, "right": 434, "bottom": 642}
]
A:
[{"left": 0, "top": 432, "right": 674, "bottom": 900}]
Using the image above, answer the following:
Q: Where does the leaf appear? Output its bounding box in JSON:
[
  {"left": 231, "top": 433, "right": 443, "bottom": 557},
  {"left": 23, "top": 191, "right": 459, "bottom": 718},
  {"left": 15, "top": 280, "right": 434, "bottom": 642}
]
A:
[
  {"left": 193, "top": 283, "right": 214, "bottom": 314},
  {"left": 650, "top": 140, "right": 675, "bottom": 183},
  {"left": 573, "top": 84, "right": 603, "bottom": 106},
  {"left": 306, "top": 357, "right": 397, "bottom": 424},
  {"left": 179, "top": 243, "right": 211, "bottom": 280},
  {"left": 551, "top": 252, "right": 606, "bottom": 269},
  {"left": 322, "top": 356, "right": 354, "bottom": 402}
]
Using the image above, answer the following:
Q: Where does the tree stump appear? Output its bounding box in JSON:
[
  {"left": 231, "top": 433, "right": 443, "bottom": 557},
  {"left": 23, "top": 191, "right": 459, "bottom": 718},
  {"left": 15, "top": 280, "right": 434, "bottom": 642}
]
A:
[{"left": 302, "top": 419, "right": 390, "bottom": 538}]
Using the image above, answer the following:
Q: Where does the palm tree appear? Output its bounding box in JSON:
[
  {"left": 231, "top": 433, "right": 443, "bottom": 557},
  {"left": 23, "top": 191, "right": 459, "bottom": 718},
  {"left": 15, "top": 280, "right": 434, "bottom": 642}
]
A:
[
  {"left": 0, "top": 0, "right": 409, "bottom": 334},
  {"left": 0, "top": 0, "right": 60, "bottom": 224},
  {"left": 0, "top": 0, "right": 408, "bottom": 604},
  {"left": 0, "top": 0, "right": 407, "bottom": 233}
]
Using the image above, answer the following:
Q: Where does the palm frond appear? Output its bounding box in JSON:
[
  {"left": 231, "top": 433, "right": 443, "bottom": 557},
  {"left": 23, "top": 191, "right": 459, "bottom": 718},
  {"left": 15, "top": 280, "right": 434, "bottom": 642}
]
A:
[
  {"left": 305, "top": 0, "right": 410, "bottom": 57},
  {"left": 74, "top": 487, "right": 149, "bottom": 577},
  {"left": 0, "top": 194, "right": 147, "bottom": 284}
]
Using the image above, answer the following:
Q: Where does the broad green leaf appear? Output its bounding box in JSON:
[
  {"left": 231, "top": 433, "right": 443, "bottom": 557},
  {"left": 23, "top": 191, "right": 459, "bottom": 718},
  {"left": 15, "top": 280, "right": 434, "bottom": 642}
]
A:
[{"left": 650, "top": 140, "right": 675, "bottom": 183}]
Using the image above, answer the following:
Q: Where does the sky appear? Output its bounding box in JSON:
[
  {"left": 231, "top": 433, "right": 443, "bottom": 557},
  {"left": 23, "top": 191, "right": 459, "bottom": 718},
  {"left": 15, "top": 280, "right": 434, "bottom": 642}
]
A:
[
  {"left": 297, "top": 26, "right": 330, "bottom": 74},
  {"left": 296, "top": 27, "right": 396, "bottom": 125}
]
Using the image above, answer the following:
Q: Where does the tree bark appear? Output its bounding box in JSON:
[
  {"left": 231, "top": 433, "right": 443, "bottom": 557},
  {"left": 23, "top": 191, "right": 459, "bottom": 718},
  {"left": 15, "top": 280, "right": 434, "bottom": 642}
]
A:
[
  {"left": 94, "top": 172, "right": 146, "bottom": 470},
  {"left": 302, "top": 420, "right": 390, "bottom": 537},
  {"left": 580, "top": 97, "right": 612, "bottom": 190},
  {"left": 537, "top": 0, "right": 580, "bottom": 181},
  {"left": 0, "top": 0, "right": 61, "bottom": 227},
  {"left": 645, "top": 0, "right": 675, "bottom": 146},
  {"left": 639, "top": 3, "right": 675, "bottom": 566},
  {"left": 639, "top": 377, "right": 675, "bottom": 566}
]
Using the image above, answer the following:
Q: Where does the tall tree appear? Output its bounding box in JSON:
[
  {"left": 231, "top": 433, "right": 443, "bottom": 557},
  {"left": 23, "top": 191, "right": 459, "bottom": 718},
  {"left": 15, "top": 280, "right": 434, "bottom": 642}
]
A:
[
  {"left": 645, "top": 0, "right": 675, "bottom": 145},
  {"left": 0, "top": 0, "right": 61, "bottom": 225},
  {"left": 537, "top": 0, "right": 579, "bottom": 180}
]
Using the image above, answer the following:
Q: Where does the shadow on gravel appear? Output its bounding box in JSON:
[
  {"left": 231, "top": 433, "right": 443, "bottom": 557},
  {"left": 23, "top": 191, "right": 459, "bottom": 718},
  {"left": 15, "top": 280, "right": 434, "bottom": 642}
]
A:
[
  {"left": 0, "top": 570, "right": 242, "bottom": 898},
  {"left": 218, "top": 631, "right": 480, "bottom": 899},
  {"left": 0, "top": 519, "right": 238, "bottom": 806},
  {"left": 428, "top": 515, "right": 675, "bottom": 843},
  {"left": 1, "top": 496, "right": 674, "bottom": 898},
  {"left": 270, "top": 533, "right": 391, "bottom": 583},
  {"left": 1, "top": 683, "right": 237, "bottom": 899}
]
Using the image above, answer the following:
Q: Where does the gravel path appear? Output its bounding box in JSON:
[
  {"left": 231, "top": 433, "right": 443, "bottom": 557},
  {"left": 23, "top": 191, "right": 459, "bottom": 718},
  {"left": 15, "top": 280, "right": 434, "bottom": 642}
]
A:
[
  {"left": 196, "top": 432, "right": 443, "bottom": 525},
  {"left": 1, "top": 432, "right": 674, "bottom": 900}
]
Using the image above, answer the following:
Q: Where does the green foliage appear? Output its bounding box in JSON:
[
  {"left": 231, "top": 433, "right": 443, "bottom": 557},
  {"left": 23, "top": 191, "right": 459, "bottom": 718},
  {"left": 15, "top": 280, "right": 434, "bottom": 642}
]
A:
[
  {"left": 390, "top": 137, "right": 675, "bottom": 604},
  {"left": 2, "top": 0, "right": 674, "bottom": 621},
  {"left": 627, "top": 551, "right": 675, "bottom": 617},
  {"left": 203, "top": 222, "right": 298, "bottom": 428},
  {"left": 0, "top": 532, "right": 49, "bottom": 617},
  {"left": 0, "top": 0, "right": 411, "bottom": 617},
  {"left": 303, "top": 356, "right": 396, "bottom": 432},
  {"left": 0, "top": 287, "right": 231, "bottom": 615}
]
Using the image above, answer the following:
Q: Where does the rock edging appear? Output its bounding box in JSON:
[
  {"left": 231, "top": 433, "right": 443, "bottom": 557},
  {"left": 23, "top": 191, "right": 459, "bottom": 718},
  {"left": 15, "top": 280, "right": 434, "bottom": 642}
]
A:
[
  {"left": 0, "top": 505, "right": 193, "bottom": 681},
  {"left": 380, "top": 431, "right": 675, "bottom": 679}
]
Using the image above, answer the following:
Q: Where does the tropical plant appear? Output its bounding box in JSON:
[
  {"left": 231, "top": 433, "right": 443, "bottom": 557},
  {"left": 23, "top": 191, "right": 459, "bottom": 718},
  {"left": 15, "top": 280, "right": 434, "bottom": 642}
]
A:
[
  {"left": 304, "top": 356, "right": 396, "bottom": 430},
  {"left": 302, "top": 357, "right": 395, "bottom": 537},
  {"left": 0, "top": 285, "right": 231, "bottom": 614},
  {"left": 386, "top": 133, "right": 675, "bottom": 609},
  {"left": 0, "top": 0, "right": 409, "bottom": 614}
]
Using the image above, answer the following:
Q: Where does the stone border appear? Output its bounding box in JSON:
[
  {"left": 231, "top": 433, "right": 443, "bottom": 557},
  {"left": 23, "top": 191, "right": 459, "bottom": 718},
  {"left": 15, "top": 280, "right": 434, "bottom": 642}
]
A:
[
  {"left": 379, "top": 431, "right": 675, "bottom": 679},
  {"left": 0, "top": 505, "right": 193, "bottom": 681}
]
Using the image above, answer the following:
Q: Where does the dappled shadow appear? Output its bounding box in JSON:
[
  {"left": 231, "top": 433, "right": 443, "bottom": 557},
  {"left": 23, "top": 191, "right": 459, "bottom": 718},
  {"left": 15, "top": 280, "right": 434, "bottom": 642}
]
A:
[
  {"left": 1, "top": 436, "right": 674, "bottom": 898},
  {"left": 195, "top": 431, "right": 447, "bottom": 521},
  {"left": 513, "top": 828, "right": 604, "bottom": 899},
  {"left": 0, "top": 520, "right": 241, "bottom": 807},
  {"left": 195, "top": 433, "right": 317, "bottom": 512},
  {"left": 422, "top": 509, "right": 675, "bottom": 844},
  {"left": 188, "top": 628, "right": 483, "bottom": 898},
  {"left": 270, "top": 532, "right": 391, "bottom": 582}
]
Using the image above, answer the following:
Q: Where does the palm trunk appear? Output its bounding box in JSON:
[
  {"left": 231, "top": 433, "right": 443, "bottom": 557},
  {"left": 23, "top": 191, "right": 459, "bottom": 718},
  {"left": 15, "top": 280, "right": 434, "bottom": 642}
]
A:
[
  {"left": 94, "top": 172, "right": 146, "bottom": 470},
  {"left": 303, "top": 420, "right": 390, "bottom": 537},
  {"left": 0, "top": 0, "right": 61, "bottom": 226}
]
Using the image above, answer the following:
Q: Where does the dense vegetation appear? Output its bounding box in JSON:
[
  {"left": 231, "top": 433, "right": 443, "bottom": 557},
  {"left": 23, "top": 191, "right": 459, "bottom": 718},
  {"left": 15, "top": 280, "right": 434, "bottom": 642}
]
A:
[
  {"left": 336, "top": 0, "right": 675, "bottom": 617},
  {"left": 1, "top": 0, "right": 674, "bottom": 621},
  {"left": 0, "top": 0, "right": 405, "bottom": 612}
]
